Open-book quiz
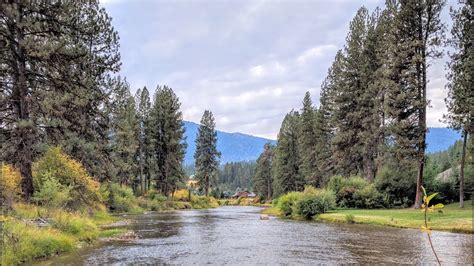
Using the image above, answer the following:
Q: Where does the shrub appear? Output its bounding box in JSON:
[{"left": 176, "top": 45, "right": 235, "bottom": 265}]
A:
[
  {"left": 33, "top": 172, "right": 71, "bottom": 209},
  {"left": 33, "top": 147, "right": 101, "bottom": 210},
  {"left": 294, "top": 187, "right": 336, "bottom": 219},
  {"left": 277, "top": 192, "right": 303, "bottom": 217},
  {"left": 105, "top": 183, "right": 141, "bottom": 213},
  {"left": 0, "top": 163, "right": 22, "bottom": 207},
  {"left": 375, "top": 163, "right": 416, "bottom": 207},
  {"left": 345, "top": 214, "right": 355, "bottom": 223},
  {"left": 328, "top": 175, "right": 390, "bottom": 208},
  {"left": 145, "top": 189, "right": 167, "bottom": 202},
  {"left": 353, "top": 184, "right": 387, "bottom": 209},
  {"left": 328, "top": 176, "right": 370, "bottom": 208},
  {"left": 173, "top": 189, "right": 191, "bottom": 201},
  {"left": 190, "top": 195, "right": 219, "bottom": 209}
]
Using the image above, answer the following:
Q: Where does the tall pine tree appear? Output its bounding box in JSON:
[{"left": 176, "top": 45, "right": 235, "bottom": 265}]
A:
[
  {"left": 0, "top": 1, "right": 120, "bottom": 199},
  {"left": 110, "top": 79, "right": 138, "bottom": 187},
  {"left": 385, "top": 0, "right": 445, "bottom": 208},
  {"left": 149, "top": 86, "right": 187, "bottom": 196},
  {"left": 445, "top": 0, "right": 473, "bottom": 208},
  {"left": 135, "top": 87, "right": 152, "bottom": 193},
  {"left": 194, "top": 110, "right": 221, "bottom": 196},
  {"left": 253, "top": 143, "right": 274, "bottom": 200},
  {"left": 299, "top": 92, "right": 320, "bottom": 186},
  {"left": 273, "top": 111, "right": 304, "bottom": 196}
]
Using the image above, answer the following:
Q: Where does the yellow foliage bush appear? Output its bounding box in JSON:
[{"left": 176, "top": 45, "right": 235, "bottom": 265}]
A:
[
  {"left": 1, "top": 163, "right": 22, "bottom": 204},
  {"left": 33, "top": 146, "right": 101, "bottom": 209},
  {"left": 173, "top": 189, "right": 191, "bottom": 201}
]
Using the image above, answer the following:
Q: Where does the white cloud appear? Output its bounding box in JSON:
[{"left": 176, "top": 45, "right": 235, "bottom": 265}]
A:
[
  {"left": 297, "top": 45, "right": 338, "bottom": 65},
  {"left": 107, "top": 0, "right": 449, "bottom": 139},
  {"left": 250, "top": 65, "right": 264, "bottom": 77}
]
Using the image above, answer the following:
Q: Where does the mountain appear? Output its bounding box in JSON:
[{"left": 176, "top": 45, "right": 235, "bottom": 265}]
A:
[
  {"left": 426, "top": 127, "right": 462, "bottom": 153},
  {"left": 183, "top": 121, "right": 276, "bottom": 165},
  {"left": 183, "top": 122, "right": 461, "bottom": 165}
]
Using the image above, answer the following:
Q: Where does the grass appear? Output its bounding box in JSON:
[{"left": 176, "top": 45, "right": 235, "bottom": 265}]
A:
[
  {"left": 261, "top": 200, "right": 473, "bottom": 233},
  {"left": 317, "top": 200, "right": 473, "bottom": 233},
  {"left": 2, "top": 196, "right": 222, "bottom": 265},
  {"left": 2, "top": 219, "right": 76, "bottom": 265},
  {"left": 261, "top": 206, "right": 281, "bottom": 216},
  {"left": 98, "top": 228, "right": 127, "bottom": 238},
  {"left": 1, "top": 203, "right": 121, "bottom": 265}
]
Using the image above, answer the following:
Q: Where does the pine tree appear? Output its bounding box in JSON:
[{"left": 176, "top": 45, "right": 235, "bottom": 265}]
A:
[
  {"left": 299, "top": 92, "right": 320, "bottom": 186},
  {"left": 331, "top": 7, "right": 369, "bottom": 177},
  {"left": 194, "top": 110, "right": 221, "bottom": 196},
  {"left": 273, "top": 111, "right": 305, "bottom": 196},
  {"left": 314, "top": 58, "right": 340, "bottom": 184},
  {"left": 149, "top": 86, "right": 187, "bottom": 196},
  {"left": 135, "top": 87, "right": 152, "bottom": 193},
  {"left": 110, "top": 79, "right": 138, "bottom": 187},
  {"left": 253, "top": 143, "right": 274, "bottom": 199},
  {"left": 385, "top": 0, "right": 445, "bottom": 208},
  {"left": 0, "top": 1, "right": 120, "bottom": 199},
  {"left": 445, "top": 1, "right": 473, "bottom": 208}
]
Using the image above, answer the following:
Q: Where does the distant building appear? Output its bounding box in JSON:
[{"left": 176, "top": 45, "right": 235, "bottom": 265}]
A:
[
  {"left": 186, "top": 175, "right": 198, "bottom": 189},
  {"left": 231, "top": 190, "right": 256, "bottom": 199}
]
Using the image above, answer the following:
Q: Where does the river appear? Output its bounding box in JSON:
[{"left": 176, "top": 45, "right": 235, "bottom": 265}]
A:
[{"left": 33, "top": 206, "right": 472, "bottom": 265}]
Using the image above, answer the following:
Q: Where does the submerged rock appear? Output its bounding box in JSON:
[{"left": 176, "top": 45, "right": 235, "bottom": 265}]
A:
[
  {"left": 260, "top": 214, "right": 269, "bottom": 220},
  {"left": 103, "top": 231, "right": 139, "bottom": 242}
]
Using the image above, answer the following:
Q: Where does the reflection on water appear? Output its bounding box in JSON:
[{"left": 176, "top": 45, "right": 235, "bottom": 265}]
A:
[{"left": 32, "top": 206, "right": 473, "bottom": 265}]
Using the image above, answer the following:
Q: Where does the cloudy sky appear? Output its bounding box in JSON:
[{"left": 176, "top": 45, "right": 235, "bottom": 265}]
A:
[{"left": 101, "top": 0, "right": 452, "bottom": 139}]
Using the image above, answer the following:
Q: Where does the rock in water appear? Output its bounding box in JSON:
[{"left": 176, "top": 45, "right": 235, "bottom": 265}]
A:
[{"left": 260, "top": 214, "right": 269, "bottom": 220}]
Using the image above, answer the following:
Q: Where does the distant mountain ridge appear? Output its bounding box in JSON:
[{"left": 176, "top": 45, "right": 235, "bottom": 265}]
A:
[
  {"left": 183, "top": 122, "right": 461, "bottom": 165},
  {"left": 183, "top": 121, "right": 276, "bottom": 165}
]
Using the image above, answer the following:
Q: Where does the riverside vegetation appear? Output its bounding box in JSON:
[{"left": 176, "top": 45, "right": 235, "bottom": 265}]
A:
[
  {"left": 0, "top": 147, "right": 219, "bottom": 265},
  {"left": 0, "top": 0, "right": 472, "bottom": 265}
]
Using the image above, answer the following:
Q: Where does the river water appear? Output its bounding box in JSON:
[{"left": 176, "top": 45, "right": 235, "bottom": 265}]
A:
[{"left": 34, "top": 206, "right": 472, "bottom": 265}]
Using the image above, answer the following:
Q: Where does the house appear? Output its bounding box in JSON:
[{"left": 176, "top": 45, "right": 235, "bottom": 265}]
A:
[{"left": 231, "top": 190, "right": 256, "bottom": 199}]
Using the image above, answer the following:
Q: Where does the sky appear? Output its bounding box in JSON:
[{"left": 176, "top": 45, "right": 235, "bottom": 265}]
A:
[{"left": 100, "top": 0, "right": 452, "bottom": 139}]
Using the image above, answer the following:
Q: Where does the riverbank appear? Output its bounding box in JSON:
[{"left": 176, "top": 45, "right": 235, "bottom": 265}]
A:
[
  {"left": 1, "top": 196, "right": 220, "bottom": 265},
  {"left": 219, "top": 197, "right": 271, "bottom": 207},
  {"left": 262, "top": 200, "right": 473, "bottom": 233},
  {"left": 1, "top": 203, "right": 123, "bottom": 265}
]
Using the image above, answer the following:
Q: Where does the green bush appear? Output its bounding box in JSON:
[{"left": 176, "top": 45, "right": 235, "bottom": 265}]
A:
[
  {"left": 105, "top": 183, "right": 141, "bottom": 213},
  {"left": 190, "top": 196, "right": 219, "bottom": 209},
  {"left": 295, "top": 187, "right": 336, "bottom": 219},
  {"left": 277, "top": 192, "right": 303, "bottom": 217},
  {"left": 345, "top": 214, "right": 355, "bottom": 223},
  {"left": 328, "top": 175, "right": 388, "bottom": 208},
  {"left": 146, "top": 189, "right": 167, "bottom": 202},
  {"left": 33, "top": 147, "right": 101, "bottom": 210},
  {"left": 33, "top": 172, "right": 71, "bottom": 209},
  {"left": 353, "top": 184, "right": 387, "bottom": 209},
  {"left": 375, "top": 163, "right": 416, "bottom": 207}
]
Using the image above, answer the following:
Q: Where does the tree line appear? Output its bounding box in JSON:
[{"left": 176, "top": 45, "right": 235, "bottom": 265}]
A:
[
  {"left": 0, "top": 1, "right": 221, "bottom": 200},
  {"left": 253, "top": 0, "right": 472, "bottom": 208}
]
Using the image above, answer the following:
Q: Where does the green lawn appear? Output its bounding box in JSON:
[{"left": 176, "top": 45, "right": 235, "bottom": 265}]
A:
[{"left": 262, "top": 200, "right": 473, "bottom": 233}]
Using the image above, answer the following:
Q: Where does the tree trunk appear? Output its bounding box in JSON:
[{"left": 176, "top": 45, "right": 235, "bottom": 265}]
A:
[
  {"left": 459, "top": 130, "right": 467, "bottom": 208},
  {"left": 414, "top": 7, "right": 427, "bottom": 209},
  {"left": 205, "top": 175, "right": 209, "bottom": 197},
  {"left": 11, "top": 3, "right": 34, "bottom": 200},
  {"left": 267, "top": 177, "right": 272, "bottom": 200},
  {"left": 139, "top": 145, "right": 144, "bottom": 194}
]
